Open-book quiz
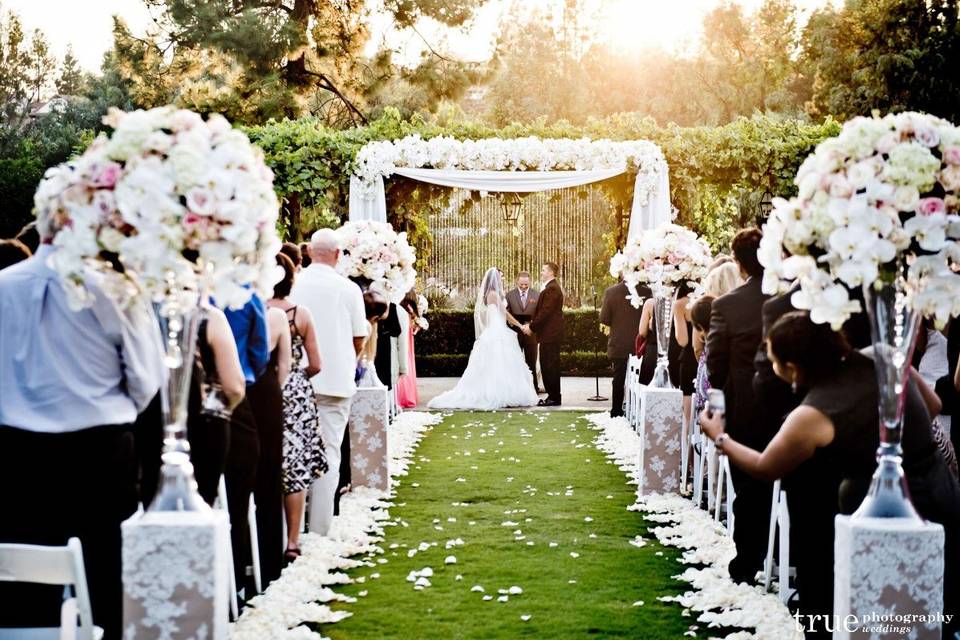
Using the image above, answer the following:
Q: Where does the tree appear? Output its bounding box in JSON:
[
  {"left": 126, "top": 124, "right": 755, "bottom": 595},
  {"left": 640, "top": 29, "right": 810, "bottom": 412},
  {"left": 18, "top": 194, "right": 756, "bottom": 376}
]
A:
[
  {"left": 803, "top": 0, "right": 960, "bottom": 121},
  {"left": 25, "top": 28, "right": 54, "bottom": 102},
  {"left": 0, "top": 6, "right": 30, "bottom": 141},
  {"left": 56, "top": 45, "right": 84, "bottom": 95},
  {"left": 113, "top": 0, "right": 490, "bottom": 126}
]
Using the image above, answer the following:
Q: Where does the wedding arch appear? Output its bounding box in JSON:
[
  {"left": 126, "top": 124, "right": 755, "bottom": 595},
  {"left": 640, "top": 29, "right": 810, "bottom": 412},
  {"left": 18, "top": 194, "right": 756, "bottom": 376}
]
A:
[{"left": 347, "top": 135, "right": 672, "bottom": 239}]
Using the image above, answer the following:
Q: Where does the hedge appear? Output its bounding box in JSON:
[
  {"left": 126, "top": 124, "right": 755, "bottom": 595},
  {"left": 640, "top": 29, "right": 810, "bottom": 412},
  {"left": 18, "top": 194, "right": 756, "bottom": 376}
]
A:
[
  {"left": 417, "top": 351, "right": 611, "bottom": 378},
  {"left": 418, "top": 309, "right": 607, "bottom": 357},
  {"left": 416, "top": 309, "right": 611, "bottom": 376}
]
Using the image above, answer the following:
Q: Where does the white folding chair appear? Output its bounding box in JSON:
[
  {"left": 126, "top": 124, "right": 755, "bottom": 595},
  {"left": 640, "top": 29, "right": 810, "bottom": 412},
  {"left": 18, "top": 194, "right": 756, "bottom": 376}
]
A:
[
  {"left": 0, "top": 537, "right": 102, "bottom": 640},
  {"left": 216, "top": 477, "right": 240, "bottom": 621},
  {"left": 761, "top": 482, "right": 794, "bottom": 602},
  {"left": 714, "top": 454, "right": 736, "bottom": 536},
  {"left": 762, "top": 480, "right": 781, "bottom": 592},
  {"left": 247, "top": 495, "right": 262, "bottom": 595},
  {"left": 691, "top": 417, "right": 705, "bottom": 507}
]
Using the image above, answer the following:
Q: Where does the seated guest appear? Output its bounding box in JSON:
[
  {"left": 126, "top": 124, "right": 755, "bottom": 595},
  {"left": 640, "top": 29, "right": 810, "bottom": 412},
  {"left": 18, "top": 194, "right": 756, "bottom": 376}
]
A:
[
  {"left": 0, "top": 238, "right": 31, "bottom": 270},
  {"left": 0, "top": 239, "right": 164, "bottom": 639},
  {"left": 701, "top": 312, "right": 960, "bottom": 638},
  {"left": 268, "top": 253, "right": 327, "bottom": 563}
]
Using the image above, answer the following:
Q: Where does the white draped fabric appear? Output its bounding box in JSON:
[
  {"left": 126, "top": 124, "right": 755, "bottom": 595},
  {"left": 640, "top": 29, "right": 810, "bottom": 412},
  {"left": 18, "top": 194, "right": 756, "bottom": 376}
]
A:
[{"left": 348, "top": 167, "right": 672, "bottom": 238}]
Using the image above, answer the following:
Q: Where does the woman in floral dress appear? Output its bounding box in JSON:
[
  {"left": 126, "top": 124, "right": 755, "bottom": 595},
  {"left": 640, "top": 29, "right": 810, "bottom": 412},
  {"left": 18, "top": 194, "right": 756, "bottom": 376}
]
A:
[{"left": 268, "top": 254, "right": 327, "bottom": 562}]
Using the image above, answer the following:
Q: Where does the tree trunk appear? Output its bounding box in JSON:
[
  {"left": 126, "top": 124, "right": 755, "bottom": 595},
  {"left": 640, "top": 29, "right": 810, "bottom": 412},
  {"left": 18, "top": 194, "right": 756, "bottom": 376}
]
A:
[{"left": 283, "top": 193, "right": 302, "bottom": 242}]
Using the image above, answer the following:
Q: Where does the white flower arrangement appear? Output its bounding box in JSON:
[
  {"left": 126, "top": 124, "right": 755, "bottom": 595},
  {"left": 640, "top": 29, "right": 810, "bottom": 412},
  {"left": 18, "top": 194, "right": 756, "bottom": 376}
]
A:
[
  {"left": 414, "top": 293, "right": 430, "bottom": 331},
  {"left": 336, "top": 220, "right": 417, "bottom": 304},
  {"left": 609, "top": 224, "right": 712, "bottom": 306},
  {"left": 34, "top": 106, "right": 281, "bottom": 310},
  {"left": 352, "top": 135, "right": 668, "bottom": 207},
  {"left": 758, "top": 111, "right": 960, "bottom": 328}
]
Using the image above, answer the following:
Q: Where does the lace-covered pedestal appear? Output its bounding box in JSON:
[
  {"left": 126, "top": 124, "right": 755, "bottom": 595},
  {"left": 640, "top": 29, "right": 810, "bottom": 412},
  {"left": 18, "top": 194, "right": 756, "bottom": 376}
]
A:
[
  {"left": 638, "top": 387, "right": 682, "bottom": 495},
  {"left": 834, "top": 515, "right": 945, "bottom": 639},
  {"left": 122, "top": 510, "right": 230, "bottom": 640},
  {"left": 350, "top": 387, "right": 389, "bottom": 491}
]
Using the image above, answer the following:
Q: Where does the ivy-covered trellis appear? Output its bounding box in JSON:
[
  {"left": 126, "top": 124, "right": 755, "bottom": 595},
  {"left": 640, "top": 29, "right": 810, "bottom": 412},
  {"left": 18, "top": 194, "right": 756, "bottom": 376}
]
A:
[{"left": 244, "top": 109, "right": 841, "bottom": 272}]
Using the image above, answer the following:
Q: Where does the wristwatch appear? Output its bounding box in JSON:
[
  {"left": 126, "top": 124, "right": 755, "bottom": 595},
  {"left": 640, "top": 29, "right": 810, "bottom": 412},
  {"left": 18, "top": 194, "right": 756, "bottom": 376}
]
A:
[{"left": 715, "top": 433, "right": 729, "bottom": 451}]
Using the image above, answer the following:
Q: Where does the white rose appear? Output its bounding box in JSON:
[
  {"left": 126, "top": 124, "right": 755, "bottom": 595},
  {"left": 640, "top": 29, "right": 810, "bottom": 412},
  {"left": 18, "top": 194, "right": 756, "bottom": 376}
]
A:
[{"left": 892, "top": 185, "right": 921, "bottom": 212}]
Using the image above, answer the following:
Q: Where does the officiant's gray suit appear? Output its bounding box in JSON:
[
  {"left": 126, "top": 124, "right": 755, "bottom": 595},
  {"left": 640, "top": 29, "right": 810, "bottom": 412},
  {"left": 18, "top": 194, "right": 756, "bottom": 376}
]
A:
[{"left": 506, "top": 286, "right": 539, "bottom": 387}]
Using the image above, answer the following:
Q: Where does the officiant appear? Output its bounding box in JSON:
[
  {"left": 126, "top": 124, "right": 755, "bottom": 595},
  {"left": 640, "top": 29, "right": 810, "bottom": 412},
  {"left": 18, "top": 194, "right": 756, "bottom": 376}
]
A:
[{"left": 506, "top": 271, "right": 540, "bottom": 392}]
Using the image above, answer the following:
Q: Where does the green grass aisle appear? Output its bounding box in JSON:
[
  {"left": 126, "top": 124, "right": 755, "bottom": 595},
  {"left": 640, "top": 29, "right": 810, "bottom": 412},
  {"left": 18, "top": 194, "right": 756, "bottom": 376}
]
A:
[{"left": 325, "top": 411, "right": 690, "bottom": 639}]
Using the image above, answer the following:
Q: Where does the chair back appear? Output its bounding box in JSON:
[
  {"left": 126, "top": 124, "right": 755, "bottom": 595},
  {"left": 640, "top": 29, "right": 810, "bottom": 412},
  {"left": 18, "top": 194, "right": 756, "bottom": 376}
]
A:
[{"left": 0, "top": 538, "right": 95, "bottom": 640}]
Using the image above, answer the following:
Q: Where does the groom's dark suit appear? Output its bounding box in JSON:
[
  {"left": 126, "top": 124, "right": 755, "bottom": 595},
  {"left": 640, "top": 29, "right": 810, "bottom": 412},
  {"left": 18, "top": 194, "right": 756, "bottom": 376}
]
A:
[
  {"left": 506, "top": 286, "right": 539, "bottom": 386},
  {"left": 530, "top": 279, "right": 564, "bottom": 404}
]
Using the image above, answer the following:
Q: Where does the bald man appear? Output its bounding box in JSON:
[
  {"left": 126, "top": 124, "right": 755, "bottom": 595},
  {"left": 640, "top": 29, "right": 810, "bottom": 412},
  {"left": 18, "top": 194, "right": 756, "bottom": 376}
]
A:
[{"left": 290, "top": 228, "right": 369, "bottom": 535}]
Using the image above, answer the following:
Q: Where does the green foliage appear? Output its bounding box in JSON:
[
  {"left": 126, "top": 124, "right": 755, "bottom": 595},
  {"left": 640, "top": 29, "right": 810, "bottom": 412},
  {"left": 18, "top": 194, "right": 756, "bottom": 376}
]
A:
[
  {"left": 56, "top": 45, "right": 84, "bottom": 96},
  {"left": 803, "top": 0, "right": 960, "bottom": 122},
  {"left": 245, "top": 111, "right": 840, "bottom": 256}
]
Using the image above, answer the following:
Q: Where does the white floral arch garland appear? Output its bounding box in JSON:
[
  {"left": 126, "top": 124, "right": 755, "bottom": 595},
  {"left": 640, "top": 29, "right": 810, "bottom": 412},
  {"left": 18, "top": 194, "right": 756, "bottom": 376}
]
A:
[{"left": 348, "top": 134, "right": 673, "bottom": 238}]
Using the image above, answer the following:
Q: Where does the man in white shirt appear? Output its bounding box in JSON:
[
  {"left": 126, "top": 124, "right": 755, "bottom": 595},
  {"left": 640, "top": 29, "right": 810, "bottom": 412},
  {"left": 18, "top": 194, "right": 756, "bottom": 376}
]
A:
[
  {"left": 0, "top": 243, "right": 164, "bottom": 639},
  {"left": 290, "top": 228, "right": 369, "bottom": 535}
]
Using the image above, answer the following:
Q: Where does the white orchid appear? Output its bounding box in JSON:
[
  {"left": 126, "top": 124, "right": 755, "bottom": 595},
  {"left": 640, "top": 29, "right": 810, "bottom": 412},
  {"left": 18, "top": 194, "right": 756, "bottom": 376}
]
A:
[{"left": 758, "top": 111, "right": 960, "bottom": 327}]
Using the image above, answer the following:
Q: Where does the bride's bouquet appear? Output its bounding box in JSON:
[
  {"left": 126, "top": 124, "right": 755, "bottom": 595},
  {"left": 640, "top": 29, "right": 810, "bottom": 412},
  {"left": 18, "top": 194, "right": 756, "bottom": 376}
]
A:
[
  {"left": 609, "top": 223, "right": 712, "bottom": 307},
  {"left": 336, "top": 220, "right": 417, "bottom": 304},
  {"left": 758, "top": 111, "right": 960, "bottom": 328},
  {"left": 34, "top": 106, "right": 281, "bottom": 310}
]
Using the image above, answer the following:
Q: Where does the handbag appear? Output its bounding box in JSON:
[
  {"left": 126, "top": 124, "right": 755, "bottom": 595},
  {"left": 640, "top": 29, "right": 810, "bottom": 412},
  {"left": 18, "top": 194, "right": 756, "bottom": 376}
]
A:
[{"left": 634, "top": 333, "right": 647, "bottom": 357}]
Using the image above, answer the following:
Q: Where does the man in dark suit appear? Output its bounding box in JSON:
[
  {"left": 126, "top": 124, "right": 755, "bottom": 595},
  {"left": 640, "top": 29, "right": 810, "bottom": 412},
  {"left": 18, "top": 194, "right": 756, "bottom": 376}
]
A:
[
  {"left": 526, "top": 262, "right": 564, "bottom": 406},
  {"left": 706, "top": 228, "right": 771, "bottom": 584},
  {"left": 600, "top": 280, "right": 650, "bottom": 417},
  {"left": 506, "top": 271, "right": 541, "bottom": 392}
]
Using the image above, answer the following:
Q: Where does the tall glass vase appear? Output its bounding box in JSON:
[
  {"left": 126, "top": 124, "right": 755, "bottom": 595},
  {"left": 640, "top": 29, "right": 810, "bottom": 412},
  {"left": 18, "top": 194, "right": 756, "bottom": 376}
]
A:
[
  {"left": 853, "top": 276, "right": 922, "bottom": 521},
  {"left": 649, "top": 285, "right": 677, "bottom": 389},
  {"left": 148, "top": 292, "right": 209, "bottom": 513}
]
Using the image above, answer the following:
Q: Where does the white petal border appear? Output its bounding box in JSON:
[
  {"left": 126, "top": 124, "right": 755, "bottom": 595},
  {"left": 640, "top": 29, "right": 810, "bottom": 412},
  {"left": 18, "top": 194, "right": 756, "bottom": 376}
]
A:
[
  {"left": 585, "top": 412, "right": 803, "bottom": 640},
  {"left": 230, "top": 410, "right": 442, "bottom": 639}
]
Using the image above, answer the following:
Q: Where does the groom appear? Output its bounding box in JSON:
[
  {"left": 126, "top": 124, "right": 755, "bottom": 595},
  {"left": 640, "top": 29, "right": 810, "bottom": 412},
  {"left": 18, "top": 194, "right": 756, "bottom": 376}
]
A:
[{"left": 524, "top": 262, "right": 564, "bottom": 406}]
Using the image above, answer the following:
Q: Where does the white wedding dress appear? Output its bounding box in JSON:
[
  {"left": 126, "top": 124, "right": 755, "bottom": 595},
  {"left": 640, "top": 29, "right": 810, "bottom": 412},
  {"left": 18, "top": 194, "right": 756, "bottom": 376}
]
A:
[{"left": 428, "top": 300, "right": 539, "bottom": 410}]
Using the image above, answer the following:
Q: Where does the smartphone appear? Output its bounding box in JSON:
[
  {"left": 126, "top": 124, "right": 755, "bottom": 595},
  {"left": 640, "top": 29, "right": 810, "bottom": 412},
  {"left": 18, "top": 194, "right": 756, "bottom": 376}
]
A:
[{"left": 706, "top": 389, "right": 726, "bottom": 415}]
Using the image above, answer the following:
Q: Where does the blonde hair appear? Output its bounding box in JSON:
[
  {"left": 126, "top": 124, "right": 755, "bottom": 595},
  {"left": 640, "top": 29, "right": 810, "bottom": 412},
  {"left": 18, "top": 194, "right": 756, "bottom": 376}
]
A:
[{"left": 703, "top": 262, "right": 743, "bottom": 298}]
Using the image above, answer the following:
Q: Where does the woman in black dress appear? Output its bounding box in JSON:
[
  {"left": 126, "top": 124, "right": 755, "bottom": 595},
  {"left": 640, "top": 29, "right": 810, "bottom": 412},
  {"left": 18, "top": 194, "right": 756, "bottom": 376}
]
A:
[
  {"left": 247, "top": 305, "right": 291, "bottom": 588},
  {"left": 700, "top": 312, "right": 960, "bottom": 638}
]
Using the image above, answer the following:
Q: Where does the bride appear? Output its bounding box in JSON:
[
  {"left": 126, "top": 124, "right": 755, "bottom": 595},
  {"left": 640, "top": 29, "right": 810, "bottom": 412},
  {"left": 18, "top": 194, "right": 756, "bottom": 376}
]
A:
[{"left": 428, "top": 268, "right": 539, "bottom": 410}]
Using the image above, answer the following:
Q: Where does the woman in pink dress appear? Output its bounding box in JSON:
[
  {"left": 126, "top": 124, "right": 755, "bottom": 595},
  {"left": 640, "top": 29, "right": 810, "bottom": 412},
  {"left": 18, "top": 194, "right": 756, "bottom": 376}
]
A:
[{"left": 396, "top": 292, "right": 424, "bottom": 408}]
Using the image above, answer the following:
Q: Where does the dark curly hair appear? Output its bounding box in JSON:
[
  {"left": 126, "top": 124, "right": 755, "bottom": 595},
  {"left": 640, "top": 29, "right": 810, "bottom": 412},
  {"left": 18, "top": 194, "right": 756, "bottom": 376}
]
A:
[
  {"left": 767, "top": 311, "right": 850, "bottom": 379},
  {"left": 690, "top": 295, "right": 714, "bottom": 333}
]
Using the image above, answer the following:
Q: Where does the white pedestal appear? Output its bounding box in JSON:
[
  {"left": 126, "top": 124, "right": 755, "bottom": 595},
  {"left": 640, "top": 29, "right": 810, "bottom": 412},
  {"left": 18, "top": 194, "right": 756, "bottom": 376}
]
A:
[
  {"left": 350, "top": 387, "right": 390, "bottom": 491},
  {"left": 637, "top": 386, "right": 683, "bottom": 495},
  {"left": 834, "top": 515, "right": 945, "bottom": 639},
  {"left": 122, "top": 510, "right": 230, "bottom": 640}
]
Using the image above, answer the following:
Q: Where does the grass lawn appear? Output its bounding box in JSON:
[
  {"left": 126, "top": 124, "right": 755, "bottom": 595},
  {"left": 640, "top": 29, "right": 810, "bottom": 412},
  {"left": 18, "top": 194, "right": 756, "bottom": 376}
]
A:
[{"left": 323, "top": 411, "right": 690, "bottom": 639}]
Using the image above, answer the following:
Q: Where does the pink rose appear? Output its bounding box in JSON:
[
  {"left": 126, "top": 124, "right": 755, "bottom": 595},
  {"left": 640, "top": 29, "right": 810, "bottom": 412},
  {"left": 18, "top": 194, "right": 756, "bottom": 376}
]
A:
[
  {"left": 91, "top": 162, "right": 122, "bottom": 189},
  {"left": 917, "top": 197, "right": 946, "bottom": 216},
  {"left": 943, "top": 146, "right": 960, "bottom": 166},
  {"left": 183, "top": 213, "right": 202, "bottom": 227}
]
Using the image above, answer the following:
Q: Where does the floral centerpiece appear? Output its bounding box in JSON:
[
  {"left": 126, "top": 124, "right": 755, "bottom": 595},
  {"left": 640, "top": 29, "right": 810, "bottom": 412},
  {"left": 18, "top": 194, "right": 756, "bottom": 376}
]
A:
[
  {"left": 336, "top": 220, "right": 417, "bottom": 304},
  {"left": 610, "top": 223, "right": 712, "bottom": 387},
  {"left": 758, "top": 111, "right": 960, "bottom": 519},
  {"left": 35, "top": 106, "right": 281, "bottom": 311},
  {"left": 34, "top": 105, "right": 282, "bottom": 512}
]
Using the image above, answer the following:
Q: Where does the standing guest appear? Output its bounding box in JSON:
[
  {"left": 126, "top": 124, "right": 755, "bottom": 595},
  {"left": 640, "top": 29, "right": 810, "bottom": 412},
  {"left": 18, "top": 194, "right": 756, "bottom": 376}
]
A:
[
  {"left": 600, "top": 279, "right": 649, "bottom": 417},
  {"left": 636, "top": 297, "right": 658, "bottom": 385},
  {"left": 672, "top": 281, "right": 699, "bottom": 424},
  {"left": 280, "top": 241, "right": 302, "bottom": 270},
  {"left": 705, "top": 227, "right": 771, "bottom": 584},
  {"left": 223, "top": 291, "right": 270, "bottom": 594},
  {"left": 290, "top": 229, "right": 369, "bottom": 535},
  {"left": 299, "top": 242, "right": 312, "bottom": 269},
  {"left": 374, "top": 302, "right": 402, "bottom": 392},
  {"left": 0, "top": 238, "right": 31, "bottom": 269},
  {"left": 0, "top": 241, "right": 164, "bottom": 639},
  {"left": 506, "top": 271, "right": 540, "bottom": 391},
  {"left": 526, "top": 262, "right": 564, "bottom": 406},
  {"left": 268, "top": 253, "right": 327, "bottom": 563},
  {"left": 396, "top": 292, "right": 422, "bottom": 408},
  {"left": 702, "top": 312, "right": 960, "bottom": 638},
  {"left": 248, "top": 299, "right": 291, "bottom": 587}
]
